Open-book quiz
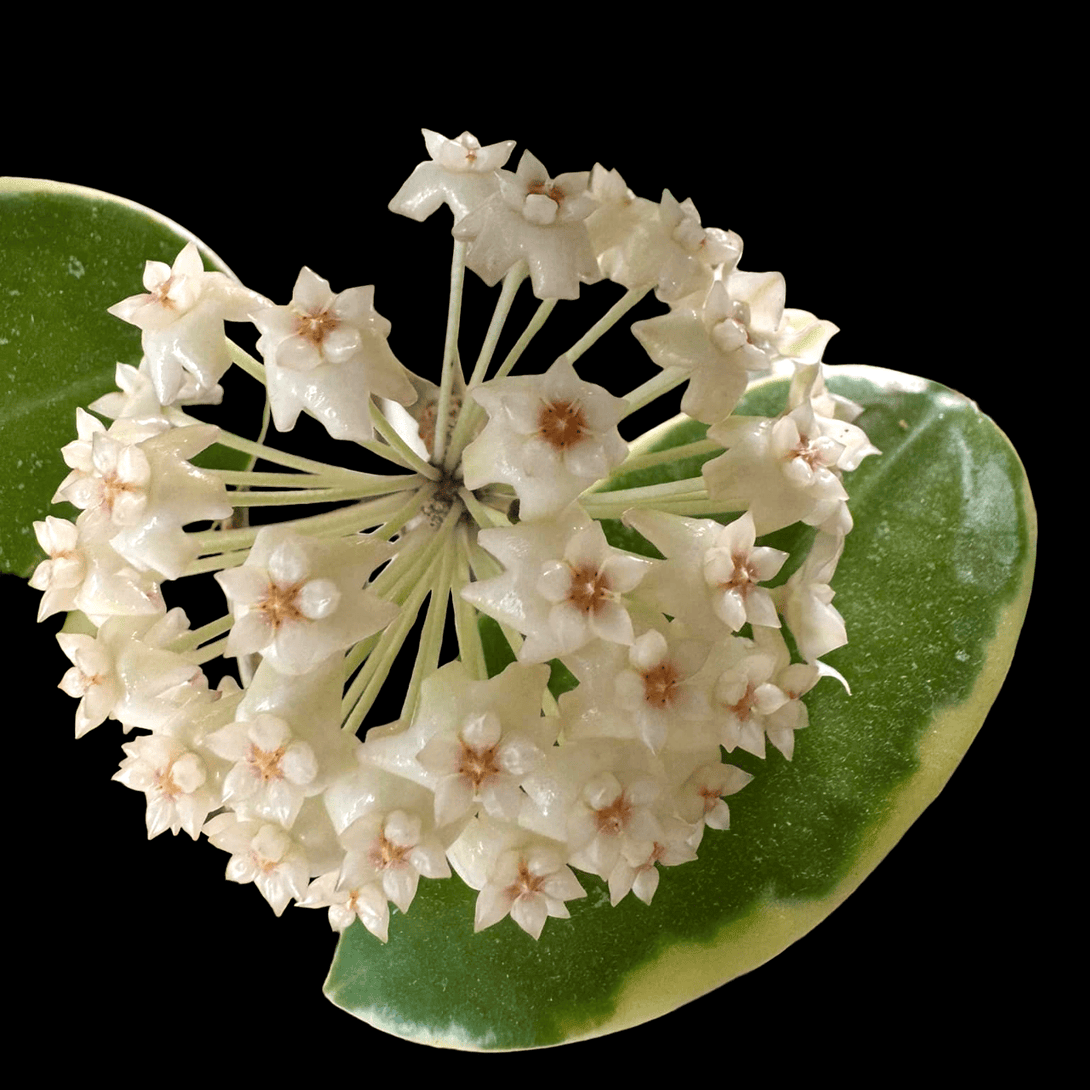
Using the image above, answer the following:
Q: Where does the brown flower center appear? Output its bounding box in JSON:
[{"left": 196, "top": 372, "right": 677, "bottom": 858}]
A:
[
  {"left": 566, "top": 564, "right": 611, "bottom": 615},
  {"left": 152, "top": 277, "right": 176, "bottom": 308},
  {"left": 698, "top": 784, "right": 721, "bottom": 814},
  {"left": 537, "top": 400, "right": 587, "bottom": 450},
  {"left": 155, "top": 765, "right": 182, "bottom": 800},
  {"left": 370, "top": 833, "right": 412, "bottom": 871},
  {"left": 100, "top": 471, "right": 141, "bottom": 514},
  {"left": 594, "top": 792, "right": 633, "bottom": 837},
  {"left": 294, "top": 308, "right": 339, "bottom": 346},
  {"left": 248, "top": 744, "right": 286, "bottom": 782},
  {"left": 641, "top": 661, "right": 681, "bottom": 709},
  {"left": 729, "top": 683, "right": 756, "bottom": 721},
  {"left": 257, "top": 581, "right": 305, "bottom": 630},
  {"left": 526, "top": 181, "right": 565, "bottom": 205},
  {"left": 457, "top": 739, "right": 501, "bottom": 790},
  {"left": 506, "top": 858, "right": 545, "bottom": 899},
  {"left": 720, "top": 554, "right": 757, "bottom": 593}
]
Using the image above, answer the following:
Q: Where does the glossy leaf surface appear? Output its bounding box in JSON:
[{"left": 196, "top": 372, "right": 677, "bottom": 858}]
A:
[{"left": 323, "top": 364, "right": 1035, "bottom": 1049}]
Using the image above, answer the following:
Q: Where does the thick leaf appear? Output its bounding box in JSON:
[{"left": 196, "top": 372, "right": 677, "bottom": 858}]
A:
[
  {"left": 323, "top": 364, "right": 1035, "bottom": 1049},
  {"left": 0, "top": 179, "right": 246, "bottom": 577}
]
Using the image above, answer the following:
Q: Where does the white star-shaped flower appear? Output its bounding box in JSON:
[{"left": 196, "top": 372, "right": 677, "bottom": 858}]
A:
[
  {"left": 358, "top": 660, "right": 553, "bottom": 826},
  {"left": 698, "top": 629, "right": 818, "bottom": 760},
  {"left": 203, "top": 814, "right": 311, "bottom": 916},
  {"left": 388, "top": 129, "right": 516, "bottom": 223},
  {"left": 58, "top": 609, "right": 208, "bottom": 738},
  {"left": 625, "top": 508, "right": 788, "bottom": 637},
  {"left": 703, "top": 403, "right": 850, "bottom": 535},
  {"left": 475, "top": 843, "right": 587, "bottom": 940},
  {"left": 446, "top": 814, "right": 587, "bottom": 941},
  {"left": 607, "top": 816, "right": 699, "bottom": 907},
  {"left": 53, "top": 411, "right": 233, "bottom": 580},
  {"left": 298, "top": 871, "right": 392, "bottom": 940},
  {"left": 337, "top": 809, "right": 451, "bottom": 934},
  {"left": 452, "top": 150, "right": 601, "bottom": 299},
  {"left": 107, "top": 241, "right": 268, "bottom": 405},
  {"left": 462, "top": 356, "right": 628, "bottom": 520},
  {"left": 252, "top": 269, "right": 416, "bottom": 444},
  {"left": 559, "top": 624, "right": 712, "bottom": 753},
  {"left": 30, "top": 516, "right": 86, "bottom": 621},
  {"left": 644, "top": 190, "right": 742, "bottom": 303},
  {"left": 462, "top": 507, "right": 653, "bottom": 663},
  {"left": 775, "top": 530, "right": 848, "bottom": 662},
  {"left": 672, "top": 761, "right": 754, "bottom": 833},
  {"left": 566, "top": 768, "right": 664, "bottom": 881},
  {"left": 206, "top": 712, "right": 319, "bottom": 829},
  {"left": 113, "top": 734, "right": 219, "bottom": 839},
  {"left": 215, "top": 525, "right": 398, "bottom": 676},
  {"left": 632, "top": 277, "right": 777, "bottom": 424}
]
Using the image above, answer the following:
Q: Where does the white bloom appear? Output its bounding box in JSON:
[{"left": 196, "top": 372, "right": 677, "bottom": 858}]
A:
[
  {"left": 567, "top": 768, "right": 664, "bottom": 881},
  {"left": 337, "top": 809, "right": 451, "bottom": 932},
  {"left": 233, "top": 654, "right": 358, "bottom": 795},
  {"left": 639, "top": 190, "right": 742, "bottom": 303},
  {"left": 768, "top": 309, "right": 840, "bottom": 364},
  {"left": 699, "top": 629, "right": 817, "bottom": 760},
  {"left": 298, "top": 871, "right": 392, "bottom": 939},
  {"left": 357, "top": 661, "right": 552, "bottom": 830},
  {"left": 53, "top": 411, "right": 233, "bottom": 579},
  {"left": 58, "top": 610, "right": 207, "bottom": 738},
  {"left": 107, "top": 241, "right": 267, "bottom": 405},
  {"left": 703, "top": 405, "right": 850, "bottom": 536},
  {"left": 415, "top": 709, "right": 538, "bottom": 826},
  {"left": 203, "top": 814, "right": 310, "bottom": 916},
  {"left": 252, "top": 269, "right": 416, "bottom": 444},
  {"left": 584, "top": 165, "right": 662, "bottom": 285},
  {"left": 108, "top": 241, "right": 209, "bottom": 331},
  {"left": 702, "top": 636, "right": 788, "bottom": 759},
  {"left": 215, "top": 525, "right": 398, "bottom": 675},
  {"left": 91, "top": 360, "right": 221, "bottom": 420},
  {"left": 462, "top": 508, "right": 652, "bottom": 664},
  {"left": 672, "top": 761, "right": 754, "bottom": 833},
  {"left": 775, "top": 531, "right": 848, "bottom": 663},
  {"left": 389, "top": 661, "right": 554, "bottom": 826},
  {"left": 449, "top": 816, "right": 586, "bottom": 941},
  {"left": 452, "top": 150, "right": 601, "bottom": 300},
  {"left": 700, "top": 511, "right": 788, "bottom": 631},
  {"left": 631, "top": 277, "right": 777, "bottom": 424},
  {"left": 388, "top": 129, "right": 516, "bottom": 223},
  {"left": 112, "top": 734, "right": 219, "bottom": 839},
  {"left": 462, "top": 356, "right": 628, "bottom": 520},
  {"left": 57, "top": 630, "right": 123, "bottom": 738},
  {"left": 607, "top": 816, "right": 699, "bottom": 907},
  {"left": 30, "top": 516, "right": 86, "bottom": 620},
  {"left": 612, "top": 628, "right": 712, "bottom": 752},
  {"left": 787, "top": 363, "right": 881, "bottom": 472},
  {"left": 474, "top": 843, "right": 586, "bottom": 940},
  {"left": 206, "top": 713, "right": 319, "bottom": 829},
  {"left": 625, "top": 508, "right": 787, "bottom": 637},
  {"left": 54, "top": 412, "right": 154, "bottom": 531},
  {"left": 559, "top": 625, "right": 711, "bottom": 753},
  {"left": 69, "top": 538, "right": 166, "bottom": 624}
]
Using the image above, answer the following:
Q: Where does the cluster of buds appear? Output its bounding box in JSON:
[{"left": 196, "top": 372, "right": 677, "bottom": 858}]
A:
[{"left": 35, "top": 130, "right": 877, "bottom": 943}]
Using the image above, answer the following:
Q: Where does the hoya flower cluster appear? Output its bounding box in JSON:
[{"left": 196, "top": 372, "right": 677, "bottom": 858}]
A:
[{"left": 36, "top": 129, "right": 878, "bottom": 943}]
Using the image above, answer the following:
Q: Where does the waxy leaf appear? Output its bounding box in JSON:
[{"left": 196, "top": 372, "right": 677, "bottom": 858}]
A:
[
  {"left": 0, "top": 179, "right": 245, "bottom": 577},
  {"left": 323, "top": 364, "right": 1035, "bottom": 1049}
]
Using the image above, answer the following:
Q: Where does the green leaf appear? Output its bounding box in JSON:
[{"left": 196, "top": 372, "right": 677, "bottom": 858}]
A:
[
  {"left": 323, "top": 364, "right": 1035, "bottom": 1049},
  {"left": 0, "top": 179, "right": 247, "bottom": 577}
]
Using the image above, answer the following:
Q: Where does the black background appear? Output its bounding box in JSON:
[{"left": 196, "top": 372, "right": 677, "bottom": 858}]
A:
[{"left": 9, "top": 83, "right": 1044, "bottom": 1073}]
